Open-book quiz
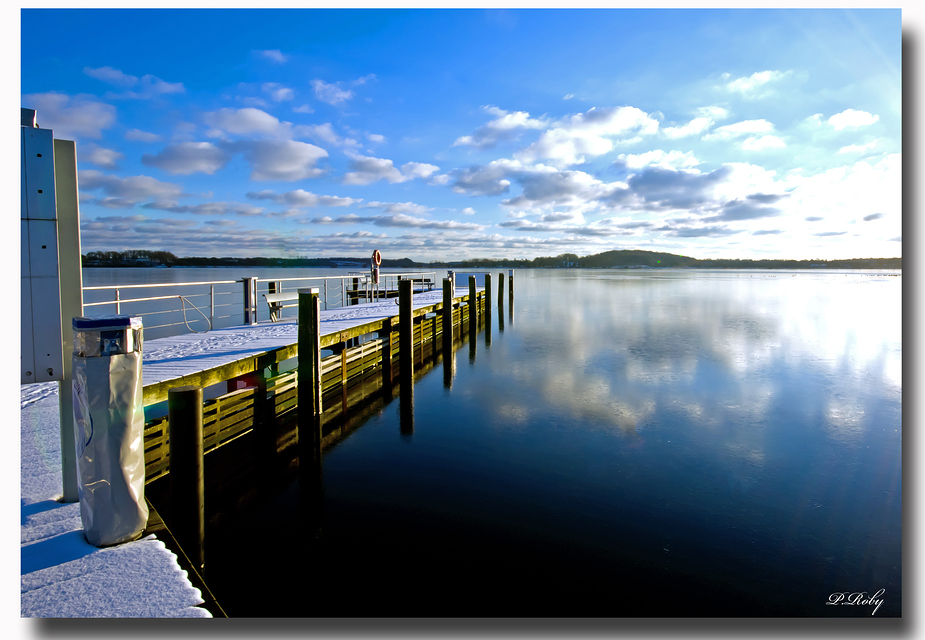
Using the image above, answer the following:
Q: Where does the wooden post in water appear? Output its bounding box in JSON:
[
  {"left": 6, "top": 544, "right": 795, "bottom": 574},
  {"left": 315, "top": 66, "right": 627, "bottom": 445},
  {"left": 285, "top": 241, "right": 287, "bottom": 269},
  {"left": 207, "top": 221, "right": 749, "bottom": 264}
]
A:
[
  {"left": 297, "top": 287, "right": 324, "bottom": 535},
  {"left": 399, "top": 279, "right": 414, "bottom": 435},
  {"left": 484, "top": 274, "right": 492, "bottom": 347},
  {"left": 498, "top": 271, "right": 504, "bottom": 308},
  {"left": 399, "top": 279, "right": 414, "bottom": 373},
  {"left": 468, "top": 276, "right": 477, "bottom": 326},
  {"left": 168, "top": 385, "right": 205, "bottom": 570},
  {"left": 442, "top": 278, "right": 452, "bottom": 338},
  {"left": 298, "top": 287, "right": 323, "bottom": 422},
  {"left": 508, "top": 269, "right": 514, "bottom": 304},
  {"left": 468, "top": 276, "right": 477, "bottom": 363},
  {"left": 442, "top": 278, "right": 454, "bottom": 389}
]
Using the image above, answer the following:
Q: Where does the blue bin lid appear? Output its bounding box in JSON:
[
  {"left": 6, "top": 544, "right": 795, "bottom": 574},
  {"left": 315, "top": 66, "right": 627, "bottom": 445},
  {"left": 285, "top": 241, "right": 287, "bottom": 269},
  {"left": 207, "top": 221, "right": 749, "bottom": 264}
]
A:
[{"left": 72, "top": 315, "right": 143, "bottom": 331}]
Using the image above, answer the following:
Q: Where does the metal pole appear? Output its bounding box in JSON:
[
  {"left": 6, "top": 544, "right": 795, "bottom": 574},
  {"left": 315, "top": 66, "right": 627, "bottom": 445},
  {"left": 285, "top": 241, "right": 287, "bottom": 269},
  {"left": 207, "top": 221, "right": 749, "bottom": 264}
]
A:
[
  {"left": 115, "top": 289, "right": 121, "bottom": 315},
  {"left": 168, "top": 385, "right": 205, "bottom": 571},
  {"left": 209, "top": 284, "right": 214, "bottom": 326}
]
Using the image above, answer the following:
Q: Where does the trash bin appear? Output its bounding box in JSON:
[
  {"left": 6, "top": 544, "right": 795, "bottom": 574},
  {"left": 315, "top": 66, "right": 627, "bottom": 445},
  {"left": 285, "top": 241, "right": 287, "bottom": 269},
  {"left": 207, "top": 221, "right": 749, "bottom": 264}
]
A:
[{"left": 71, "top": 315, "right": 148, "bottom": 546}]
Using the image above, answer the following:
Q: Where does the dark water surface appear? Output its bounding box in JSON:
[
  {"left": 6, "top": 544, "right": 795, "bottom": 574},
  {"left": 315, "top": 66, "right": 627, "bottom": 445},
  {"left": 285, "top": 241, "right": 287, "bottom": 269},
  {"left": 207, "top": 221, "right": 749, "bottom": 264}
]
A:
[{"left": 200, "top": 269, "right": 902, "bottom": 617}]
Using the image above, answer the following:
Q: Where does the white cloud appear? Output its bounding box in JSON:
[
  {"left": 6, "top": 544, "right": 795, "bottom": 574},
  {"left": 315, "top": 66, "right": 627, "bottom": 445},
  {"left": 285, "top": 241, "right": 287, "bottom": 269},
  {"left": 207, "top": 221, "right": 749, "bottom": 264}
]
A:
[
  {"left": 246, "top": 189, "right": 360, "bottom": 208},
  {"left": 400, "top": 161, "right": 440, "bottom": 180},
  {"left": 837, "top": 140, "right": 880, "bottom": 155},
  {"left": 299, "top": 122, "right": 359, "bottom": 148},
  {"left": 258, "top": 49, "right": 288, "bottom": 63},
  {"left": 125, "top": 128, "right": 162, "bottom": 142},
  {"left": 262, "top": 82, "right": 295, "bottom": 102},
  {"left": 293, "top": 104, "right": 314, "bottom": 114},
  {"left": 697, "top": 105, "right": 729, "bottom": 120},
  {"left": 141, "top": 142, "right": 231, "bottom": 175},
  {"left": 617, "top": 149, "right": 701, "bottom": 170},
  {"left": 740, "top": 135, "right": 786, "bottom": 151},
  {"left": 461, "top": 207, "right": 476, "bottom": 215},
  {"left": 725, "top": 70, "right": 791, "bottom": 97},
  {"left": 703, "top": 119, "right": 775, "bottom": 141},
  {"left": 453, "top": 105, "right": 549, "bottom": 149},
  {"left": 144, "top": 201, "right": 266, "bottom": 216},
  {"left": 81, "top": 144, "right": 124, "bottom": 170},
  {"left": 78, "top": 170, "right": 185, "bottom": 204},
  {"left": 226, "top": 139, "right": 329, "bottom": 181},
  {"left": 828, "top": 109, "right": 880, "bottom": 131},
  {"left": 22, "top": 92, "right": 116, "bottom": 140},
  {"left": 314, "top": 213, "right": 483, "bottom": 231},
  {"left": 83, "top": 66, "right": 138, "bottom": 87},
  {"left": 204, "top": 107, "right": 288, "bottom": 138},
  {"left": 102, "top": 73, "right": 185, "bottom": 100},
  {"left": 662, "top": 117, "right": 713, "bottom": 139},
  {"left": 367, "top": 133, "right": 386, "bottom": 143},
  {"left": 312, "top": 80, "right": 353, "bottom": 104},
  {"left": 342, "top": 152, "right": 439, "bottom": 185},
  {"left": 361, "top": 201, "right": 433, "bottom": 215},
  {"left": 516, "top": 106, "right": 660, "bottom": 166}
]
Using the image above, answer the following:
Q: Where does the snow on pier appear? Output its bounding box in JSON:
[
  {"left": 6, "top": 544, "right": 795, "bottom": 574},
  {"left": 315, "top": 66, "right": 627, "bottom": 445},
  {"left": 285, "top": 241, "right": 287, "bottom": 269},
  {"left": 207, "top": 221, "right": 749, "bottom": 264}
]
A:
[{"left": 20, "top": 286, "right": 476, "bottom": 618}]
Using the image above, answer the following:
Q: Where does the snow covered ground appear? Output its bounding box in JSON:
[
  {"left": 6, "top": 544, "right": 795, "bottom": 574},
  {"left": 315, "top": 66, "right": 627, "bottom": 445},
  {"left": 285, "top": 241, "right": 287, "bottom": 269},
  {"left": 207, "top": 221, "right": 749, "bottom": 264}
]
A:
[{"left": 19, "top": 287, "right": 470, "bottom": 618}]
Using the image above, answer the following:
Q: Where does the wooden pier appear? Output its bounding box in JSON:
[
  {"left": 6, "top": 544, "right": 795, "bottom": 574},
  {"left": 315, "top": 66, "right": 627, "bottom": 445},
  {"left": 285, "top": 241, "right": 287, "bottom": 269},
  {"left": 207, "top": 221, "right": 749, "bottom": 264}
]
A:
[{"left": 139, "top": 276, "right": 502, "bottom": 504}]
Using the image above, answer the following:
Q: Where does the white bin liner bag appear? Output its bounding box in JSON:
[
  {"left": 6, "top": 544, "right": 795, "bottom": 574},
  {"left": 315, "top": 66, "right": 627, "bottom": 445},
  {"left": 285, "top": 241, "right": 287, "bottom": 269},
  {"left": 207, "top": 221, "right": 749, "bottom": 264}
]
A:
[{"left": 72, "top": 317, "right": 148, "bottom": 546}]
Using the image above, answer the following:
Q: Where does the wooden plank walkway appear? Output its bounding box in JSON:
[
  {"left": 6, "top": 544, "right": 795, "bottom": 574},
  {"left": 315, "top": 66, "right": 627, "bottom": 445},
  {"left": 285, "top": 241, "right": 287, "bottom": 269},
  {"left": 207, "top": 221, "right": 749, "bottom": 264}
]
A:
[{"left": 141, "top": 287, "right": 479, "bottom": 404}]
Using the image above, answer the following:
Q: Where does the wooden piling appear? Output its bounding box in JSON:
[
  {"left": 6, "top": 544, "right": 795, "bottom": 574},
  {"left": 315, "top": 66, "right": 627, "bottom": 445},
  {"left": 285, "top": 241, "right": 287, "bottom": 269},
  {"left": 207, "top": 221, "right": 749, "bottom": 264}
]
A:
[
  {"left": 399, "top": 279, "right": 414, "bottom": 373},
  {"left": 508, "top": 269, "right": 514, "bottom": 303},
  {"left": 485, "top": 273, "right": 492, "bottom": 312},
  {"left": 442, "top": 278, "right": 452, "bottom": 338},
  {"left": 298, "top": 287, "right": 323, "bottom": 420},
  {"left": 468, "top": 276, "right": 477, "bottom": 326},
  {"left": 498, "top": 271, "right": 504, "bottom": 307},
  {"left": 168, "top": 385, "right": 204, "bottom": 570}
]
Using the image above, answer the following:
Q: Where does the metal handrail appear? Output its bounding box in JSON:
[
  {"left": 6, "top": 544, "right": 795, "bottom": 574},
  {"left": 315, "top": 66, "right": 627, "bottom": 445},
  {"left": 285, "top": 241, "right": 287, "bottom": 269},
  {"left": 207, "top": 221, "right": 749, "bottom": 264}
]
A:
[{"left": 80, "top": 271, "right": 442, "bottom": 339}]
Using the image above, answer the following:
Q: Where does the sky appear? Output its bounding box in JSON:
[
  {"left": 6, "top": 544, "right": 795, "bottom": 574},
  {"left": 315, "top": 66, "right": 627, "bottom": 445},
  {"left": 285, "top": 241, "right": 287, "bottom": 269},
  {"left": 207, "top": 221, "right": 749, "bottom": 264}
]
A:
[{"left": 19, "top": 7, "right": 902, "bottom": 262}]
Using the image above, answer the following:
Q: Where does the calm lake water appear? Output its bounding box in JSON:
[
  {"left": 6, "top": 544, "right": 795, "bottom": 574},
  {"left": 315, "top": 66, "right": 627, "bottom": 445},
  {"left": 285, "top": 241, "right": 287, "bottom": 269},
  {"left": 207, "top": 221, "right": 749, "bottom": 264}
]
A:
[{"left": 107, "top": 267, "right": 902, "bottom": 617}]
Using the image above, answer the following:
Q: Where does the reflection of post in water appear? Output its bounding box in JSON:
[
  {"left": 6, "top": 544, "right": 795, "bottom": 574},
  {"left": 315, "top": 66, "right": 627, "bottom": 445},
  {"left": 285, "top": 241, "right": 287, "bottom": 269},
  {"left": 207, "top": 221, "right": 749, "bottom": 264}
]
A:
[
  {"left": 399, "top": 279, "right": 414, "bottom": 437},
  {"left": 468, "top": 276, "right": 477, "bottom": 364},
  {"left": 509, "top": 295, "right": 514, "bottom": 327},
  {"left": 442, "top": 278, "right": 455, "bottom": 390},
  {"left": 297, "top": 288, "right": 324, "bottom": 537},
  {"left": 497, "top": 271, "right": 505, "bottom": 333}
]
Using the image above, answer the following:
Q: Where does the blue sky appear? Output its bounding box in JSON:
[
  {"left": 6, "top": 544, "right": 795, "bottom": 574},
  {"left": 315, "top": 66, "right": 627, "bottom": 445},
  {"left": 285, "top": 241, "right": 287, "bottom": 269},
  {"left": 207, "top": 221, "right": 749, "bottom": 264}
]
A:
[{"left": 20, "top": 8, "right": 902, "bottom": 261}]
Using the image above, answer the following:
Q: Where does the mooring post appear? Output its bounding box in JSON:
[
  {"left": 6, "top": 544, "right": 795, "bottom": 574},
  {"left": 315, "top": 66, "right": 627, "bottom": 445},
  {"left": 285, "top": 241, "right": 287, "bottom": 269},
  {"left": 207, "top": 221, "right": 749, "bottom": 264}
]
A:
[
  {"left": 498, "top": 271, "right": 504, "bottom": 308},
  {"left": 468, "top": 275, "right": 477, "bottom": 325},
  {"left": 508, "top": 269, "right": 514, "bottom": 303},
  {"left": 168, "top": 385, "right": 205, "bottom": 571},
  {"left": 298, "top": 287, "right": 323, "bottom": 422},
  {"left": 399, "top": 279, "right": 414, "bottom": 372},
  {"left": 442, "top": 277, "right": 452, "bottom": 337}
]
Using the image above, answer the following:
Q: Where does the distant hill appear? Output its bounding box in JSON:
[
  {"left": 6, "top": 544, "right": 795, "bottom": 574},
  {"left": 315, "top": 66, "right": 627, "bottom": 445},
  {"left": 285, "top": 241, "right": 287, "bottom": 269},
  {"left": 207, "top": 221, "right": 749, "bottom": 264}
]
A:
[{"left": 82, "top": 249, "right": 902, "bottom": 270}]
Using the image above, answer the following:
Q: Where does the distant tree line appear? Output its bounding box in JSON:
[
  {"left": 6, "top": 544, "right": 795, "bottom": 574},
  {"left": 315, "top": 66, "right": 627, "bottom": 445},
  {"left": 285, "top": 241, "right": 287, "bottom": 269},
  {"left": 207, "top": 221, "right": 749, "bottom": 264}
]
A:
[{"left": 82, "top": 249, "right": 902, "bottom": 270}]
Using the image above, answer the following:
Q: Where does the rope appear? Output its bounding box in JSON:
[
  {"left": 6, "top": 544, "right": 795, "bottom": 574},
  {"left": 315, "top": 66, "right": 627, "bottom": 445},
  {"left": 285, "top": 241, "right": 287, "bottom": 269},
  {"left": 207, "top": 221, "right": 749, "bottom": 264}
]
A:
[{"left": 177, "top": 295, "right": 212, "bottom": 333}]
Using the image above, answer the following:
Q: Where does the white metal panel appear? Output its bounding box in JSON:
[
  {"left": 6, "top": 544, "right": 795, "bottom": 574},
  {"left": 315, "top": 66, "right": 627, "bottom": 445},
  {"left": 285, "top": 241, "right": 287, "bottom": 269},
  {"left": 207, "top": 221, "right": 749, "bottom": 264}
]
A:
[
  {"left": 29, "top": 275, "right": 63, "bottom": 382},
  {"left": 21, "top": 220, "right": 35, "bottom": 383},
  {"left": 22, "top": 127, "right": 57, "bottom": 221},
  {"left": 26, "top": 219, "right": 60, "bottom": 279}
]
